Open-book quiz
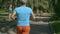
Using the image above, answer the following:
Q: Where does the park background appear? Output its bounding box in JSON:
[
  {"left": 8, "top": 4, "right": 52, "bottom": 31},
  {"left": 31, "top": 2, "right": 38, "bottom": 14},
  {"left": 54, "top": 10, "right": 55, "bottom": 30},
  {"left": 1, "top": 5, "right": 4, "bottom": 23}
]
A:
[{"left": 0, "top": 0, "right": 60, "bottom": 34}]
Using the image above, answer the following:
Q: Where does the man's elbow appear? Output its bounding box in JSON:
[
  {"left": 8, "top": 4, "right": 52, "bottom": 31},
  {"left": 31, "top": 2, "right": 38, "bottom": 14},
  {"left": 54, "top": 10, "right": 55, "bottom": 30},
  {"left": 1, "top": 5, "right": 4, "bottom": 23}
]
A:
[{"left": 10, "top": 16, "right": 13, "bottom": 20}]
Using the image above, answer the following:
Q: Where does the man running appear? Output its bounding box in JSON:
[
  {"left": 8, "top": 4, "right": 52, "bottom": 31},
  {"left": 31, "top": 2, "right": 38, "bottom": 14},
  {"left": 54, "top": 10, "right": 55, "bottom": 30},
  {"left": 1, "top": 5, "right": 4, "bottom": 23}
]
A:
[{"left": 10, "top": 0, "right": 35, "bottom": 34}]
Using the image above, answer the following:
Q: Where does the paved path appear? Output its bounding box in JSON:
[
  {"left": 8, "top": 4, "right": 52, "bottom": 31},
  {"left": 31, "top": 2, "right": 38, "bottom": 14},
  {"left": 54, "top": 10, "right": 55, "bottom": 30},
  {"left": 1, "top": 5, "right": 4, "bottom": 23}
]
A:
[
  {"left": 30, "top": 21, "right": 51, "bottom": 34},
  {"left": 0, "top": 17, "right": 53, "bottom": 34},
  {"left": 30, "top": 17, "right": 53, "bottom": 34}
]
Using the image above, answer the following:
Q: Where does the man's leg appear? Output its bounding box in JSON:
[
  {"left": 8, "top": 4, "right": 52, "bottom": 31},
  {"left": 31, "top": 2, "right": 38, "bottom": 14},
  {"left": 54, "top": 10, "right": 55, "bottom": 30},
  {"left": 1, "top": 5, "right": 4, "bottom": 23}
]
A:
[
  {"left": 16, "top": 26, "right": 23, "bottom": 34},
  {"left": 22, "top": 26, "right": 30, "bottom": 34}
]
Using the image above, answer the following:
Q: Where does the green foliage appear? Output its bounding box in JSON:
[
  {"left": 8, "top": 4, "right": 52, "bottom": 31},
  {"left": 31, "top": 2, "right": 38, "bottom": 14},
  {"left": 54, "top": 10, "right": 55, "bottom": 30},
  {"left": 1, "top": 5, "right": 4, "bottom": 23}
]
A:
[
  {"left": 0, "top": 0, "right": 49, "bottom": 13},
  {"left": 0, "top": 8, "right": 7, "bottom": 13},
  {"left": 50, "top": 15, "right": 60, "bottom": 21},
  {"left": 50, "top": 0, "right": 60, "bottom": 21},
  {"left": 52, "top": 21, "right": 60, "bottom": 33},
  {"left": 51, "top": 0, "right": 60, "bottom": 34}
]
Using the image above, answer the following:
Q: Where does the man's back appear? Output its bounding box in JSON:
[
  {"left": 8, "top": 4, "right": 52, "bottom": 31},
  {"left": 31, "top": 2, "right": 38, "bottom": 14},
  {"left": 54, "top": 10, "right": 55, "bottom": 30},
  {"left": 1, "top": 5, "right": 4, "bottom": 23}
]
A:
[
  {"left": 14, "top": 6, "right": 32, "bottom": 26},
  {"left": 11, "top": 0, "right": 35, "bottom": 34}
]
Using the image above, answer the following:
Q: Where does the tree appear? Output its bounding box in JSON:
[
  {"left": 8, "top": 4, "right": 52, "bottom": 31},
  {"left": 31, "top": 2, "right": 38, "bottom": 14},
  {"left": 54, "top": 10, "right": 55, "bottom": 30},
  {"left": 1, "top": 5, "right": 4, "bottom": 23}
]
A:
[
  {"left": 50, "top": 0, "right": 60, "bottom": 21},
  {"left": 54, "top": 0, "right": 60, "bottom": 20}
]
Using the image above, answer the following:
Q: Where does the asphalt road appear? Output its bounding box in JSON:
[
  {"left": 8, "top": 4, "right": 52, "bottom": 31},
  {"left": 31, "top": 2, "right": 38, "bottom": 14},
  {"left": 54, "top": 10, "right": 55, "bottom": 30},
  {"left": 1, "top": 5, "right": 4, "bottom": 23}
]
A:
[
  {"left": 30, "top": 21, "right": 51, "bottom": 34},
  {"left": 0, "top": 17, "right": 53, "bottom": 34}
]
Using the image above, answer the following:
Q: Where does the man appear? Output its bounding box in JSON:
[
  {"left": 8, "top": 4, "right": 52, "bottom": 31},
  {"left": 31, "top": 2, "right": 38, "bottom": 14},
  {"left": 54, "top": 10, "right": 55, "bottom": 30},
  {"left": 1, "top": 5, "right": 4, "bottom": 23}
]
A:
[{"left": 10, "top": 0, "right": 35, "bottom": 34}]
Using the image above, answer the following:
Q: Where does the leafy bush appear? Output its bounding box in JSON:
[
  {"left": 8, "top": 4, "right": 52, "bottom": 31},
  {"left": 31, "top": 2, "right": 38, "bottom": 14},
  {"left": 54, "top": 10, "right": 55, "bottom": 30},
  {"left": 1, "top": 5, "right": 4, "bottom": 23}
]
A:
[{"left": 52, "top": 21, "right": 60, "bottom": 34}]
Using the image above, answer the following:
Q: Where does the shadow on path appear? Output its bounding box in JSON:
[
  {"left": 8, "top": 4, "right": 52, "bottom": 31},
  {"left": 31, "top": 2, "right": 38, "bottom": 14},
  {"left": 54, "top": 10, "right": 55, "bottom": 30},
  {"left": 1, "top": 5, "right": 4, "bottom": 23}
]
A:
[{"left": 30, "top": 24, "right": 51, "bottom": 34}]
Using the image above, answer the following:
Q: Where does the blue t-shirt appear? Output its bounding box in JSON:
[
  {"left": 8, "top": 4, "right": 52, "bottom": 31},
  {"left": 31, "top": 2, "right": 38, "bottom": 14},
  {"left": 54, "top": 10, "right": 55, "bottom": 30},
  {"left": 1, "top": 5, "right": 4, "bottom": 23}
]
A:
[{"left": 13, "top": 6, "right": 32, "bottom": 26}]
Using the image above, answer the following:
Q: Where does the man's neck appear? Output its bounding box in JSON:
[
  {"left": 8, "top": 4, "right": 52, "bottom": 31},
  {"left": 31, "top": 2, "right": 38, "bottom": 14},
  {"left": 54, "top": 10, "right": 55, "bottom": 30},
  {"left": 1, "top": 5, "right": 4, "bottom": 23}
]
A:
[{"left": 22, "top": 4, "right": 26, "bottom": 6}]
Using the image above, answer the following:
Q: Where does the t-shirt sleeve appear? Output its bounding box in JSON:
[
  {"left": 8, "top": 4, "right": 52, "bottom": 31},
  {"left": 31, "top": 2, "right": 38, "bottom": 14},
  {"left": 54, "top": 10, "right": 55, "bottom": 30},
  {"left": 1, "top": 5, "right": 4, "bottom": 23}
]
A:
[
  {"left": 30, "top": 8, "right": 33, "bottom": 14},
  {"left": 13, "top": 8, "right": 17, "bottom": 14}
]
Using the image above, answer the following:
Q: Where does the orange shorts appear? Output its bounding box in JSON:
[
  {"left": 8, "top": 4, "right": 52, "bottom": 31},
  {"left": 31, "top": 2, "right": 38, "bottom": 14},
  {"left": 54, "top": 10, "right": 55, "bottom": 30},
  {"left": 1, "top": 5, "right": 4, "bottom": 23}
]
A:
[{"left": 16, "top": 26, "right": 30, "bottom": 34}]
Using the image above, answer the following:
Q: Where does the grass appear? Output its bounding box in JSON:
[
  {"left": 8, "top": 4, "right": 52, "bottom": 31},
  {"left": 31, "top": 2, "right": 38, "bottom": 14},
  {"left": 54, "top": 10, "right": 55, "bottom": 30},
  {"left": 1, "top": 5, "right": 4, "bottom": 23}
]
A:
[{"left": 52, "top": 21, "right": 60, "bottom": 34}]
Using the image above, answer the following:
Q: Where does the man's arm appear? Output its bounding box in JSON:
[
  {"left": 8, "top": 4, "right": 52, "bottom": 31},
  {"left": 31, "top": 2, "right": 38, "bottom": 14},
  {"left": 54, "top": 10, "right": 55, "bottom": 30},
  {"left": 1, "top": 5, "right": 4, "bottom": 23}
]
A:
[
  {"left": 31, "top": 12, "right": 35, "bottom": 19},
  {"left": 10, "top": 12, "right": 16, "bottom": 20}
]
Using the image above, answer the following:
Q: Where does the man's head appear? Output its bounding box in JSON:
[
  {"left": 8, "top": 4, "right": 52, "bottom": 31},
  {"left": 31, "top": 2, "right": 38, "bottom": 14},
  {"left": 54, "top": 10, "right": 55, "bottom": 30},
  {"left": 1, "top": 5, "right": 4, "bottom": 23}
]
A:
[{"left": 20, "top": 0, "right": 27, "bottom": 5}]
